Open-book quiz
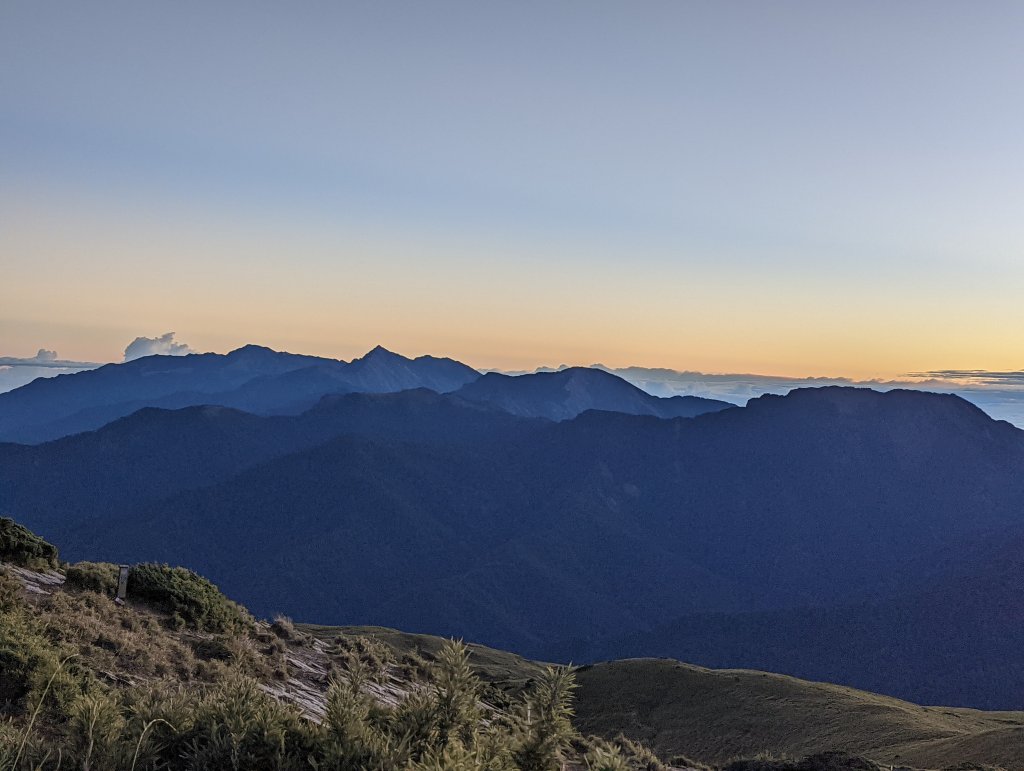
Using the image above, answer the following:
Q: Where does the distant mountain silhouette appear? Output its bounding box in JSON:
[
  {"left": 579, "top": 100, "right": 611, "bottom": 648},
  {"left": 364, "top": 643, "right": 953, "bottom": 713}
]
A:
[
  {"left": 453, "top": 367, "right": 733, "bottom": 420},
  {"left": 5, "top": 385, "right": 1024, "bottom": 709},
  {"left": 0, "top": 345, "right": 480, "bottom": 443},
  {"left": 0, "top": 345, "right": 729, "bottom": 442}
]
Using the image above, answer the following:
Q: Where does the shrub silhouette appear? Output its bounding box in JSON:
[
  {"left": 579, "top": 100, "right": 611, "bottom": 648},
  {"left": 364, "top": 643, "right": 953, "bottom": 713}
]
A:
[{"left": 126, "top": 563, "right": 250, "bottom": 633}]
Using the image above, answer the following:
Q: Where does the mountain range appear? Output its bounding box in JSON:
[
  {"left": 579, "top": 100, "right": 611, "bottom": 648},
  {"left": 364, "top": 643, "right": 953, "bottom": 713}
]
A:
[
  {"left": 2, "top": 347, "right": 1024, "bottom": 707},
  {"left": 0, "top": 345, "right": 731, "bottom": 443}
]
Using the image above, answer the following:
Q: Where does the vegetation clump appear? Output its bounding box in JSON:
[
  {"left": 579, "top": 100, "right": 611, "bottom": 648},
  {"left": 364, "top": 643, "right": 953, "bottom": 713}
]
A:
[
  {"left": 126, "top": 563, "right": 250, "bottom": 633},
  {"left": 64, "top": 561, "right": 119, "bottom": 596},
  {"left": 0, "top": 518, "right": 58, "bottom": 570},
  {"left": 724, "top": 752, "right": 880, "bottom": 771},
  {"left": 0, "top": 627, "right": 588, "bottom": 771}
]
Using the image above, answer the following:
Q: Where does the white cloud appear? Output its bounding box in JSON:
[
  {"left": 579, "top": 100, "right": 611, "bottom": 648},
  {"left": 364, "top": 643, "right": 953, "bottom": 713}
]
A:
[{"left": 123, "top": 332, "right": 195, "bottom": 361}]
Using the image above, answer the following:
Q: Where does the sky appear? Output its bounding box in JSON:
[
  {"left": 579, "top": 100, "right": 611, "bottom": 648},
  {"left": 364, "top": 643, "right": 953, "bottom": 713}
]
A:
[{"left": 2, "top": 1, "right": 1024, "bottom": 380}]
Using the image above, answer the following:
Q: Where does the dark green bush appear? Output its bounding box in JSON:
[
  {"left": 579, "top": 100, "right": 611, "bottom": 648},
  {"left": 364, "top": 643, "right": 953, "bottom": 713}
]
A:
[
  {"left": 0, "top": 517, "right": 58, "bottom": 570},
  {"left": 188, "top": 636, "right": 234, "bottom": 661},
  {"left": 127, "top": 563, "right": 249, "bottom": 633},
  {"left": 64, "top": 561, "right": 119, "bottom": 596}
]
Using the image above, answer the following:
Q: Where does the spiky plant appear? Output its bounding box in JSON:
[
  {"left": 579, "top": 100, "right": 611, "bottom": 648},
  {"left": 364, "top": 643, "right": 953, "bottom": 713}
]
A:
[
  {"left": 512, "top": 666, "right": 578, "bottom": 771},
  {"left": 433, "top": 639, "right": 482, "bottom": 752}
]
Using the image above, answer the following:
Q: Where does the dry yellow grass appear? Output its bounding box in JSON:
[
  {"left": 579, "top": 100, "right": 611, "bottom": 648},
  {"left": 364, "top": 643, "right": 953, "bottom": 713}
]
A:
[
  {"left": 300, "top": 624, "right": 550, "bottom": 684},
  {"left": 573, "top": 659, "right": 1024, "bottom": 770},
  {"left": 302, "top": 628, "right": 1024, "bottom": 769}
]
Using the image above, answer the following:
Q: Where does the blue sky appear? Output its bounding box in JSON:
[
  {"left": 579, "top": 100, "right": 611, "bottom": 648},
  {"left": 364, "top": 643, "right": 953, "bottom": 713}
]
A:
[{"left": 2, "top": 1, "right": 1023, "bottom": 378}]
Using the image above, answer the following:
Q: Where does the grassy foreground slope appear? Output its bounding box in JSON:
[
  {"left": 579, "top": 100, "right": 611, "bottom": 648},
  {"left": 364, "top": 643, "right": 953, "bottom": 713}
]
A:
[
  {"left": 303, "top": 625, "right": 1024, "bottom": 770},
  {"left": 3, "top": 519, "right": 1023, "bottom": 770}
]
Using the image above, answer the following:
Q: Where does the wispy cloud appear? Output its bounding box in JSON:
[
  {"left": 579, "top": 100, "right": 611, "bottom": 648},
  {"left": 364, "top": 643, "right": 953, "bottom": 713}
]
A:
[
  {"left": 0, "top": 349, "right": 103, "bottom": 394},
  {"left": 506, "top": 363, "right": 1024, "bottom": 429},
  {"left": 123, "top": 332, "right": 195, "bottom": 361},
  {"left": 907, "top": 370, "right": 1024, "bottom": 388},
  {"left": 0, "top": 349, "right": 100, "bottom": 369}
]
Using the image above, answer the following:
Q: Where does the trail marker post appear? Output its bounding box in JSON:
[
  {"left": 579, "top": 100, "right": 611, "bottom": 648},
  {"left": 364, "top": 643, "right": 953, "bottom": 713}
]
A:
[{"left": 116, "top": 564, "right": 130, "bottom": 604}]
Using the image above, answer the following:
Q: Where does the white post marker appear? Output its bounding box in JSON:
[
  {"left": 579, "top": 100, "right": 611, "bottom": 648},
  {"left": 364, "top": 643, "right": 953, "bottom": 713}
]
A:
[{"left": 116, "top": 564, "right": 130, "bottom": 604}]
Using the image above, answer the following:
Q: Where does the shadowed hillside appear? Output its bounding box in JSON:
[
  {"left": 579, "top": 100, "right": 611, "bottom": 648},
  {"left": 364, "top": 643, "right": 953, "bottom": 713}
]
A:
[{"left": 4, "top": 386, "right": 1024, "bottom": 707}]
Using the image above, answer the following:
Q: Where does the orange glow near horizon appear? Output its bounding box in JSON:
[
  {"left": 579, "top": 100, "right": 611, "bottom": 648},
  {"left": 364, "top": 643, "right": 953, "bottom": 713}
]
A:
[{"left": 3, "top": 186, "right": 1023, "bottom": 383}]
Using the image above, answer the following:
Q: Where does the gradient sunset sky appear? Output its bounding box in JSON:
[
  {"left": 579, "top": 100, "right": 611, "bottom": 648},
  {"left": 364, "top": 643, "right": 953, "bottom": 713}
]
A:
[{"left": 3, "top": 2, "right": 1023, "bottom": 377}]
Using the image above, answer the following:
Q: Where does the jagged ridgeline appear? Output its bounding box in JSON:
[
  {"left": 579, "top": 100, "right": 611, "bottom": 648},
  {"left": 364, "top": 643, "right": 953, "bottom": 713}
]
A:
[{"left": 0, "top": 521, "right": 911, "bottom": 771}]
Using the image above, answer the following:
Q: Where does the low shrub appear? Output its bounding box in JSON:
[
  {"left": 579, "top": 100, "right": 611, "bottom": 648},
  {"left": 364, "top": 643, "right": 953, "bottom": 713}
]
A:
[
  {"left": 127, "top": 564, "right": 249, "bottom": 633},
  {"left": 0, "top": 518, "right": 58, "bottom": 570},
  {"left": 725, "top": 752, "right": 879, "bottom": 771},
  {"left": 188, "top": 636, "right": 234, "bottom": 662},
  {"left": 64, "top": 561, "right": 119, "bottom": 596},
  {"left": 271, "top": 615, "right": 298, "bottom": 640}
]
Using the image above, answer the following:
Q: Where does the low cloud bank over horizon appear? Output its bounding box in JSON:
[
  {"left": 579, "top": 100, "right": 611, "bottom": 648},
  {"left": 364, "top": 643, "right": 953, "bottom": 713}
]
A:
[
  {"left": 513, "top": 363, "right": 1024, "bottom": 429},
  {"left": 0, "top": 332, "right": 196, "bottom": 392},
  {"left": 0, "top": 349, "right": 103, "bottom": 394},
  {"left": 0, "top": 349, "right": 100, "bottom": 370}
]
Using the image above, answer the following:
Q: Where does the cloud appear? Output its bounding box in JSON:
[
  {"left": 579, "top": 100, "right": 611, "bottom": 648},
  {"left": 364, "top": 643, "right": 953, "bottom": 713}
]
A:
[
  {"left": 123, "top": 332, "right": 195, "bottom": 361},
  {"left": 0, "top": 349, "right": 99, "bottom": 369},
  {"left": 504, "top": 362, "right": 1024, "bottom": 429},
  {"left": 907, "top": 369, "right": 1024, "bottom": 388},
  {"left": 0, "top": 349, "right": 103, "bottom": 394},
  {"left": 602, "top": 365, "right": 1024, "bottom": 428}
]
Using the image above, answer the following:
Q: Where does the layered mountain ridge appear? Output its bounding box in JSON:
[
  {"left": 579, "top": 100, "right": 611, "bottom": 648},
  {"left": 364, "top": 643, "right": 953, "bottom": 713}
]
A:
[
  {"left": 0, "top": 345, "right": 733, "bottom": 443},
  {"left": 2, "top": 359, "right": 1023, "bottom": 707}
]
